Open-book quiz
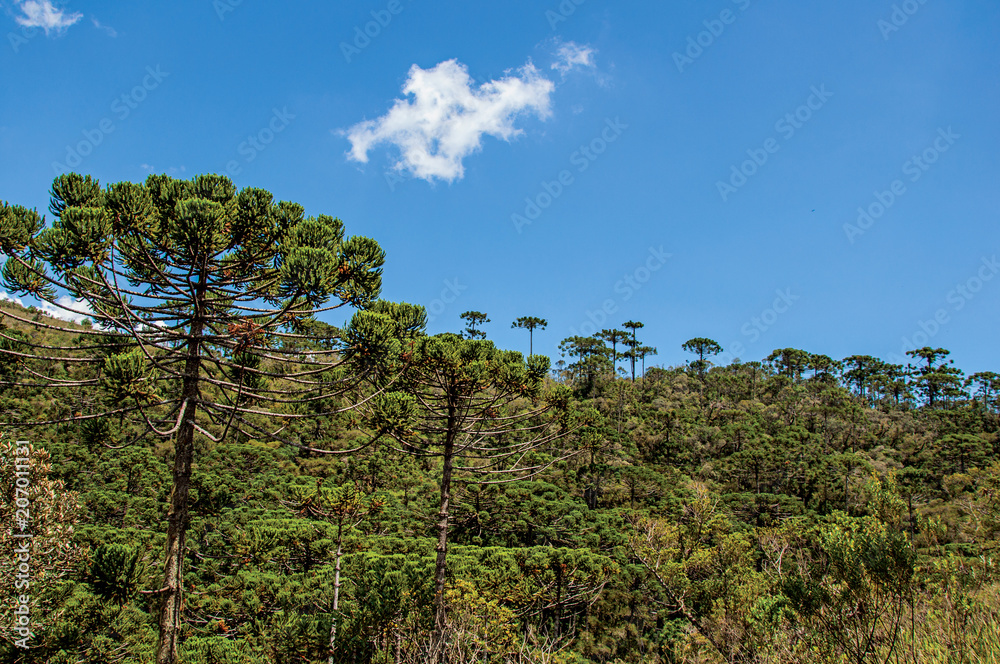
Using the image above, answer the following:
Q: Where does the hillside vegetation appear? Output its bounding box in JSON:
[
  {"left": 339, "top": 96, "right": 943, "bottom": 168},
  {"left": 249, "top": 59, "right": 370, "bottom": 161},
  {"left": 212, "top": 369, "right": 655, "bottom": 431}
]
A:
[
  {"left": 1, "top": 299, "right": 998, "bottom": 663},
  {"left": 1, "top": 174, "right": 998, "bottom": 664}
]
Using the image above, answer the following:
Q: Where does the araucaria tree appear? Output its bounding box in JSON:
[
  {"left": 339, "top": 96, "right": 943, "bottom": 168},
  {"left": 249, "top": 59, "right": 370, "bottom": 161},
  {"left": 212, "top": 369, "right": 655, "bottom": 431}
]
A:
[
  {"left": 682, "top": 337, "right": 722, "bottom": 379},
  {"left": 906, "top": 346, "right": 965, "bottom": 407},
  {"left": 460, "top": 310, "right": 490, "bottom": 339},
  {"left": 597, "top": 328, "right": 629, "bottom": 377},
  {"left": 511, "top": 315, "right": 547, "bottom": 356},
  {"left": 0, "top": 173, "right": 401, "bottom": 664},
  {"left": 622, "top": 320, "right": 645, "bottom": 380},
  {"left": 351, "top": 333, "right": 574, "bottom": 662},
  {"left": 633, "top": 344, "right": 657, "bottom": 377}
]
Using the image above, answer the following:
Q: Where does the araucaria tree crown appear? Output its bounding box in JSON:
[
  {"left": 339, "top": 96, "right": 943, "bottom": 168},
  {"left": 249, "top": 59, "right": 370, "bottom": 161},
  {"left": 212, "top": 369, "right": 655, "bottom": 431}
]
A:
[{"left": 0, "top": 172, "right": 407, "bottom": 664}]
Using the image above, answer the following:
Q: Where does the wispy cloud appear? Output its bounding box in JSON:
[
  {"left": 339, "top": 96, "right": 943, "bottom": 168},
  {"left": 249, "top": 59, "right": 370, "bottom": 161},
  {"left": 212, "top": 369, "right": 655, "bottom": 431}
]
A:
[
  {"left": 551, "top": 41, "right": 596, "bottom": 75},
  {"left": 92, "top": 17, "right": 117, "bottom": 38},
  {"left": 13, "top": 0, "right": 82, "bottom": 35},
  {"left": 343, "top": 59, "right": 555, "bottom": 182}
]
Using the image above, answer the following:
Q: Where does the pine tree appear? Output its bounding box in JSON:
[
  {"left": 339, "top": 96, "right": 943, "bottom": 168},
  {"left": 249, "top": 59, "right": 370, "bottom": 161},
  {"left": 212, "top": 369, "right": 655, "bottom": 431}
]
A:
[
  {"left": 681, "top": 337, "right": 722, "bottom": 379},
  {"left": 0, "top": 173, "right": 409, "bottom": 664},
  {"left": 622, "top": 321, "right": 644, "bottom": 381},
  {"left": 347, "top": 332, "right": 575, "bottom": 661},
  {"left": 460, "top": 311, "right": 490, "bottom": 339},
  {"left": 511, "top": 316, "right": 547, "bottom": 356}
]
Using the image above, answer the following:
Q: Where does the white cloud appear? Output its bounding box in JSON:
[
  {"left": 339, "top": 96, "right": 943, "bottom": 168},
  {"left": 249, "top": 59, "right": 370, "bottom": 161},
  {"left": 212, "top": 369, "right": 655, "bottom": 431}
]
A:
[
  {"left": 0, "top": 292, "right": 25, "bottom": 308},
  {"left": 2, "top": 291, "right": 93, "bottom": 325},
  {"left": 551, "top": 41, "right": 596, "bottom": 75},
  {"left": 344, "top": 59, "right": 555, "bottom": 182},
  {"left": 92, "top": 17, "right": 117, "bottom": 38},
  {"left": 40, "top": 295, "right": 92, "bottom": 325},
  {"left": 13, "top": 1, "right": 83, "bottom": 34}
]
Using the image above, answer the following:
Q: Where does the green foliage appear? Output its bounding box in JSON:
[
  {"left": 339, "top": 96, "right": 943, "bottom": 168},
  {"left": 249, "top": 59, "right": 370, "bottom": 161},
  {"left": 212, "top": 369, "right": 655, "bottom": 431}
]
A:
[
  {"left": 101, "top": 347, "right": 158, "bottom": 403},
  {"left": 4, "top": 188, "right": 1000, "bottom": 662},
  {"left": 460, "top": 310, "right": 490, "bottom": 339},
  {"left": 511, "top": 315, "right": 547, "bottom": 355},
  {"left": 681, "top": 337, "right": 722, "bottom": 377},
  {"left": 89, "top": 543, "right": 142, "bottom": 605}
]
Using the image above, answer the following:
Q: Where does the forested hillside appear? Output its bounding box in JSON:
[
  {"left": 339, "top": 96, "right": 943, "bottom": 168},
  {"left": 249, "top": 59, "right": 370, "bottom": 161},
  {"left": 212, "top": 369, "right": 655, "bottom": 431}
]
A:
[{"left": 1, "top": 176, "right": 999, "bottom": 664}]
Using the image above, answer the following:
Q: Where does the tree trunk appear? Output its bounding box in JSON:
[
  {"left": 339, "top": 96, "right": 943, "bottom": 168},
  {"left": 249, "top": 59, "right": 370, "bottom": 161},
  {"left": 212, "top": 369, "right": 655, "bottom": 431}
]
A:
[
  {"left": 155, "top": 366, "right": 199, "bottom": 663},
  {"left": 329, "top": 520, "right": 343, "bottom": 664},
  {"left": 430, "top": 394, "right": 458, "bottom": 662},
  {"left": 156, "top": 283, "right": 205, "bottom": 664}
]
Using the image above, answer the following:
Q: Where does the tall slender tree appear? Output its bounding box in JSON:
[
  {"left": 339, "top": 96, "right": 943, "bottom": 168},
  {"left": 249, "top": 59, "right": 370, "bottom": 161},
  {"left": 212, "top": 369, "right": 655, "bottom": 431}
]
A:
[
  {"left": 906, "top": 347, "right": 965, "bottom": 408},
  {"left": 350, "top": 333, "right": 575, "bottom": 662},
  {"left": 634, "top": 345, "right": 657, "bottom": 377},
  {"left": 622, "top": 320, "right": 644, "bottom": 381},
  {"left": 290, "top": 480, "right": 383, "bottom": 664},
  {"left": 558, "top": 335, "right": 612, "bottom": 395},
  {"left": 967, "top": 371, "right": 1000, "bottom": 413},
  {"left": 460, "top": 310, "right": 490, "bottom": 339},
  {"left": 0, "top": 173, "right": 407, "bottom": 664},
  {"left": 842, "top": 355, "right": 881, "bottom": 402},
  {"left": 511, "top": 315, "right": 547, "bottom": 356},
  {"left": 597, "top": 328, "right": 629, "bottom": 377},
  {"left": 681, "top": 337, "right": 722, "bottom": 379},
  {"left": 766, "top": 348, "right": 812, "bottom": 381}
]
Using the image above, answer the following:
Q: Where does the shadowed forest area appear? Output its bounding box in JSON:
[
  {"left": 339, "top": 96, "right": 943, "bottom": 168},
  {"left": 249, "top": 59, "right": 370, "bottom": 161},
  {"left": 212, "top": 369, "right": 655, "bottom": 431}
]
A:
[{"left": 1, "top": 174, "right": 999, "bottom": 663}]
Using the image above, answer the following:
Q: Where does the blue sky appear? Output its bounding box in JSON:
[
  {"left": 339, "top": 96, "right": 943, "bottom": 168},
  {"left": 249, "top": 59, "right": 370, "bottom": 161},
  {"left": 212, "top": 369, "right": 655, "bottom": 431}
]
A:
[{"left": 1, "top": 0, "right": 999, "bottom": 374}]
